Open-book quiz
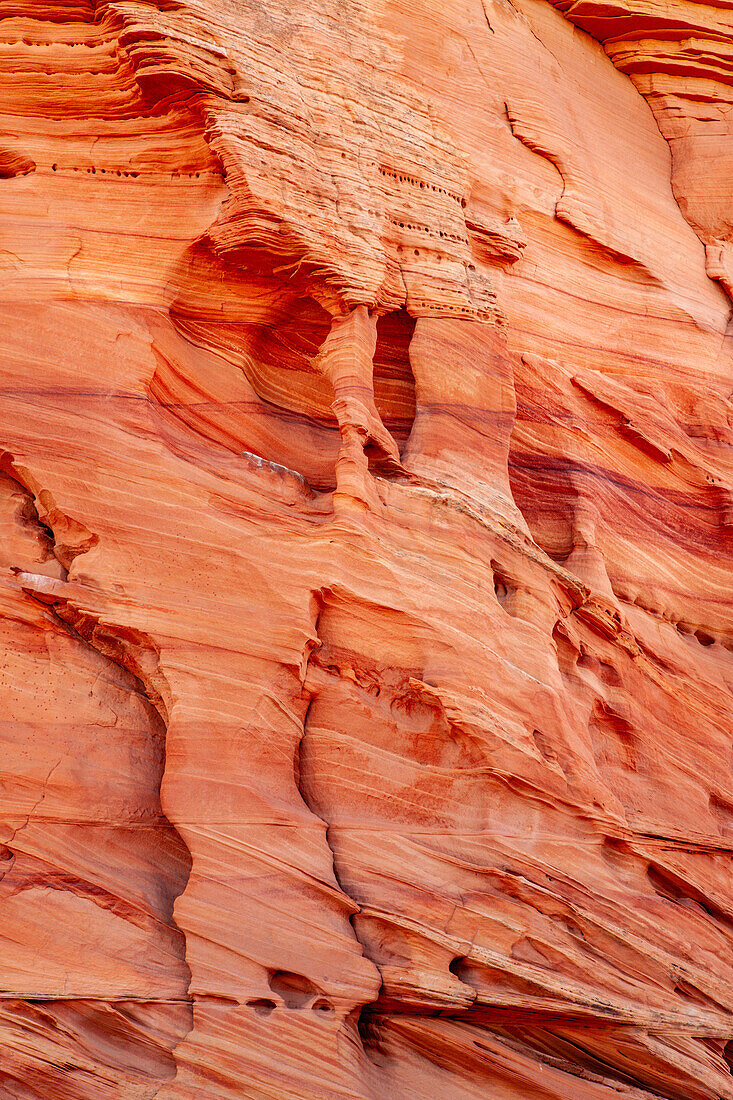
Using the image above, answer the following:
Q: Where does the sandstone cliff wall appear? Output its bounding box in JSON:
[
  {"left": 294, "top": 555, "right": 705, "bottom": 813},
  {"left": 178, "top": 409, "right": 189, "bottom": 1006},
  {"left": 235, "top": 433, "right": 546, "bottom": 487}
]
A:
[{"left": 0, "top": 1, "right": 732, "bottom": 1097}]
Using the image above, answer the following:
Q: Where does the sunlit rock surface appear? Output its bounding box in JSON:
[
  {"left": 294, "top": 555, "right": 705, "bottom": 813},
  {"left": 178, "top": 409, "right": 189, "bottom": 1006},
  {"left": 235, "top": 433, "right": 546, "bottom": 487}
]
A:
[{"left": 0, "top": 1, "right": 732, "bottom": 1096}]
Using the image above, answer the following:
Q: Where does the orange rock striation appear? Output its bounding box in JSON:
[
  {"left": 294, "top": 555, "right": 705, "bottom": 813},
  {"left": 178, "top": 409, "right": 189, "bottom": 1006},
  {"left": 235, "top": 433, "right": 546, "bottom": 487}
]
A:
[{"left": 0, "top": 0, "right": 732, "bottom": 1097}]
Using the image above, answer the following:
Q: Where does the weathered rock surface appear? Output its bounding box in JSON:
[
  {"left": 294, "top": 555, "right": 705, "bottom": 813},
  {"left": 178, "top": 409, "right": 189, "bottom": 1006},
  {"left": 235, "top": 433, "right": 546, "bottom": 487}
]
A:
[{"left": 0, "top": 0, "right": 732, "bottom": 1097}]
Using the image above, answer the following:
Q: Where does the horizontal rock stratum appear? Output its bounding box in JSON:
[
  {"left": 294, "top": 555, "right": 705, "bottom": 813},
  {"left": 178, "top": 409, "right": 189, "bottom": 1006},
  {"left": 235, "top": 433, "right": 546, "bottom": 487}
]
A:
[{"left": 0, "top": 1, "right": 732, "bottom": 1097}]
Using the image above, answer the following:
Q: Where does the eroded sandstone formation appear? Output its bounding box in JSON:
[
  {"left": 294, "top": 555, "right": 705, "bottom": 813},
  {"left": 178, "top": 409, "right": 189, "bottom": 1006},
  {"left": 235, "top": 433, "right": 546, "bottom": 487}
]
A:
[{"left": 0, "top": 0, "right": 732, "bottom": 1097}]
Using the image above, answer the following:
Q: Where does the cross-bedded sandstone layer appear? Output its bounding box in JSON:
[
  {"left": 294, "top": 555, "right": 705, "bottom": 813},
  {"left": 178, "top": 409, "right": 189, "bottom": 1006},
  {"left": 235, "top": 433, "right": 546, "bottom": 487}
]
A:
[{"left": 0, "top": 1, "right": 732, "bottom": 1097}]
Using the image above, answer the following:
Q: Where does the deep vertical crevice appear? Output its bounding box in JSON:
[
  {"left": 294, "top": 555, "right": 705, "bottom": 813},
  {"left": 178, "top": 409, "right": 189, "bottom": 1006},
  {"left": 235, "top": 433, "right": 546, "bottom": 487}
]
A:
[
  {"left": 724, "top": 1039, "right": 733, "bottom": 1075},
  {"left": 296, "top": 592, "right": 384, "bottom": 1045},
  {"left": 163, "top": 241, "right": 341, "bottom": 492},
  {"left": 373, "top": 310, "right": 417, "bottom": 457},
  {"left": 1, "top": 461, "right": 194, "bottom": 1095}
]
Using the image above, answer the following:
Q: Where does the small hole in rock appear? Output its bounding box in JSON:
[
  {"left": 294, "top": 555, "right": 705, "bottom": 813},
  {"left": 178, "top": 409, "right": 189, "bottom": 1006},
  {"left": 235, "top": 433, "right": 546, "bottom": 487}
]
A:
[
  {"left": 449, "top": 956, "right": 473, "bottom": 984},
  {"left": 268, "top": 970, "right": 321, "bottom": 1009},
  {"left": 533, "top": 729, "right": 557, "bottom": 764},
  {"left": 491, "top": 561, "right": 518, "bottom": 614},
  {"left": 247, "top": 998, "right": 276, "bottom": 1016}
]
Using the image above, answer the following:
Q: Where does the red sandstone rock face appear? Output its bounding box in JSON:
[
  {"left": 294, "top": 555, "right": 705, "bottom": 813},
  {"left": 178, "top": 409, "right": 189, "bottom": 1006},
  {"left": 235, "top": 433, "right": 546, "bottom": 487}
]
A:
[{"left": 0, "top": 1, "right": 732, "bottom": 1097}]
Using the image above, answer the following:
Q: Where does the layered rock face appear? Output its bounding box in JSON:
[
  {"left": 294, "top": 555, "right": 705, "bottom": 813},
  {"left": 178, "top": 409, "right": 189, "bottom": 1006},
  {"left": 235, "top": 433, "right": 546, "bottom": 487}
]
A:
[{"left": 0, "top": 0, "right": 732, "bottom": 1097}]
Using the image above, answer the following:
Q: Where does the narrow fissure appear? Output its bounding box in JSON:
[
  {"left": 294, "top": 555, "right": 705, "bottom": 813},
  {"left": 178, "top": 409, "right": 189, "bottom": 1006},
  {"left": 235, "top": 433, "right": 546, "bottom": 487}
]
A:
[
  {"left": 372, "top": 309, "right": 417, "bottom": 458},
  {"left": 296, "top": 597, "right": 385, "bottom": 1045}
]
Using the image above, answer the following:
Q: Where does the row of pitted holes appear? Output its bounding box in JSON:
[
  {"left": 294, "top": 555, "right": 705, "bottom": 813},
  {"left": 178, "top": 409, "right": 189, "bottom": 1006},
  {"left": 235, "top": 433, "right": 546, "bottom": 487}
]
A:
[
  {"left": 409, "top": 302, "right": 483, "bottom": 317},
  {"left": 237, "top": 157, "right": 471, "bottom": 252},
  {"left": 377, "top": 164, "right": 467, "bottom": 209},
  {"left": 276, "top": 202, "right": 468, "bottom": 252},
  {"left": 250, "top": 157, "right": 447, "bottom": 231},
  {"left": 50, "top": 165, "right": 224, "bottom": 178},
  {"left": 248, "top": 155, "right": 467, "bottom": 207},
  {"left": 4, "top": 37, "right": 105, "bottom": 49},
  {"left": 243, "top": 181, "right": 470, "bottom": 255},
  {"left": 12, "top": 37, "right": 96, "bottom": 45},
  {"left": 390, "top": 215, "right": 468, "bottom": 245}
]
